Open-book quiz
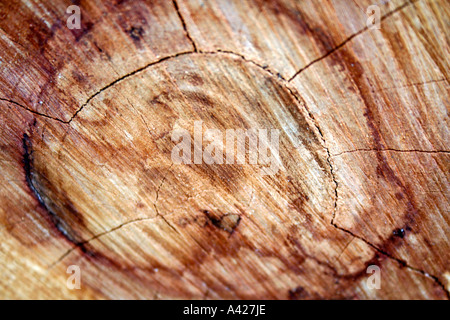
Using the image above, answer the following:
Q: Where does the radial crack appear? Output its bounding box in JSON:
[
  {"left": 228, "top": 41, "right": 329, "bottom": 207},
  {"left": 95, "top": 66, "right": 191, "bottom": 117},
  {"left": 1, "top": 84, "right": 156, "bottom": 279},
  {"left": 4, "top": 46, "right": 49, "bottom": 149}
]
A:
[
  {"left": 48, "top": 216, "right": 159, "bottom": 268},
  {"left": 67, "top": 50, "right": 195, "bottom": 123},
  {"left": 332, "top": 148, "right": 450, "bottom": 157},
  {"left": 288, "top": 0, "right": 419, "bottom": 82},
  {"left": 172, "top": 0, "right": 198, "bottom": 52},
  {"left": 0, "top": 98, "right": 66, "bottom": 123},
  {"left": 152, "top": 163, "right": 180, "bottom": 234},
  {"left": 378, "top": 78, "right": 448, "bottom": 91}
]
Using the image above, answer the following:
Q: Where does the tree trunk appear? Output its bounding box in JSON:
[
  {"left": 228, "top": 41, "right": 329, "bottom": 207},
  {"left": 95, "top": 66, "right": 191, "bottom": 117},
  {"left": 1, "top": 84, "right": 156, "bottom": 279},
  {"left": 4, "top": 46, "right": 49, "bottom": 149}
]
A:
[{"left": 0, "top": 0, "right": 448, "bottom": 299}]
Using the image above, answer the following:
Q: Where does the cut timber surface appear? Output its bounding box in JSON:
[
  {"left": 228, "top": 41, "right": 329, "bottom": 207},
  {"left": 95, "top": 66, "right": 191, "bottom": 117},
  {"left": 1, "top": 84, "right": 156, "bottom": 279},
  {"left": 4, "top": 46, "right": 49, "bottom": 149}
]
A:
[{"left": 0, "top": 0, "right": 448, "bottom": 299}]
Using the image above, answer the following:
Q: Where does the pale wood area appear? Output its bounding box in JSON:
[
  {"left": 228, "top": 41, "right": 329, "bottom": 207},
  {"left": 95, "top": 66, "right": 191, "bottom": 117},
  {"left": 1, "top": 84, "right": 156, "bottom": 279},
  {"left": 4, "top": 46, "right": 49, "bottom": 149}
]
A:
[{"left": 0, "top": 0, "right": 448, "bottom": 299}]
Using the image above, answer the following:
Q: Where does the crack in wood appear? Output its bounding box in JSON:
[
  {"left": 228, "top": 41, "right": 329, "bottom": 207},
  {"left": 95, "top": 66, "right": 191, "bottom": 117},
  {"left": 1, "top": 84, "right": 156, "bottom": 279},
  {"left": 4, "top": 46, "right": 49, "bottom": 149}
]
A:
[
  {"left": 0, "top": 98, "right": 65, "bottom": 123},
  {"left": 331, "top": 148, "right": 450, "bottom": 157},
  {"left": 3, "top": 2, "right": 447, "bottom": 296},
  {"left": 172, "top": 0, "right": 198, "bottom": 52},
  {"left": 287, "top": 0, "right": 419, "bottom": 82}
]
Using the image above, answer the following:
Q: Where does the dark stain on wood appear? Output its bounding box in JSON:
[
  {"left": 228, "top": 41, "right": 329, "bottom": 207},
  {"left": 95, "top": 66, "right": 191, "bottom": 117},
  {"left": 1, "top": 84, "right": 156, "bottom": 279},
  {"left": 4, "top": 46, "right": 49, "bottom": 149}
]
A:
[
  {"left": 22, "top": 132, "right": 88, "bottom": 246},
  {"left": 202, "top": 210, "right": 241, "bottom": 234},
  {"left": 333, "top": 46, "right": 420, "bottom": 253}
]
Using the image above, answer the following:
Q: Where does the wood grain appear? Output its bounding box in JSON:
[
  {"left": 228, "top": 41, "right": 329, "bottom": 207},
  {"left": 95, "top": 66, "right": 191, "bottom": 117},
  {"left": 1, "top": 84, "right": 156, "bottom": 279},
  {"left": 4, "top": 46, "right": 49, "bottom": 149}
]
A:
[{"left": 0, "top": 0, "right": 448, "bottom": 299}]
